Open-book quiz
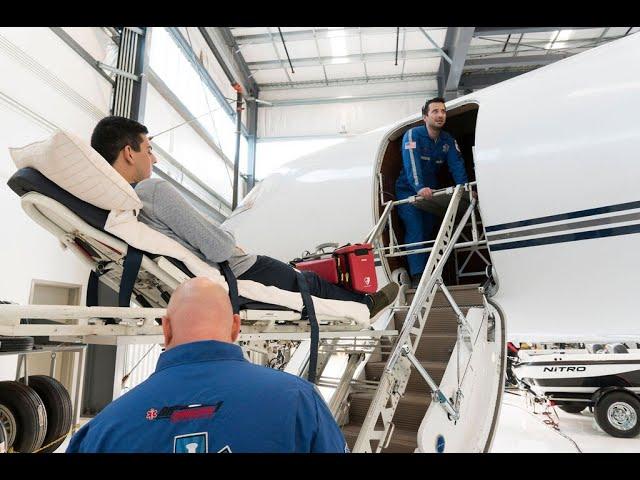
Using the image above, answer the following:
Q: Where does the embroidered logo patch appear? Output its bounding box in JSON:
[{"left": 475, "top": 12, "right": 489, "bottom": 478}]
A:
[
  {"left": 151, "top": 402, "right": 223, "bottom": 423},
  {"left": 174, "top": 432, "right": 208, "bottom": 453},
  {"left": 442, "top": 144, "right": 449, "bottom": 153},
  {"left": 404, "top": 141, "right": 416, "bottom": 149},
  {"left": 146, "top": 408, "right": 158, "bottom": 421}
]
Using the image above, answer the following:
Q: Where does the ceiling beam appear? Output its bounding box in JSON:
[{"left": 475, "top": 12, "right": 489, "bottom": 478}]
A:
[
  {"left": 232, "top": 27, "right": 446, "bottom": 45},
  {"left": 202, "top": 27, "right": 259, "bottom": 98},
  {"left": 247, "top": 48, "right": 445, "bottom": 70},
  {"left": 260, "top": 72, "right": 437, "bottom": 90},
  {"left": 464, "top": 53, "right": 571, "bottom": 70},
  {"left": 262, "top": 90, "right": 436, "bottom": 107},
  {"left": 473, "top": 27, "right": 596, "bottom": 37},
  {"left": 437, "top": 27, "right": 475, "bottom": 100}
]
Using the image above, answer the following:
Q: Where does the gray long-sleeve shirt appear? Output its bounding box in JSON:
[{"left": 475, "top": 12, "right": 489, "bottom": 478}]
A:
[{"left": 134, "top": 178, "right": 257, "bottom": 277}]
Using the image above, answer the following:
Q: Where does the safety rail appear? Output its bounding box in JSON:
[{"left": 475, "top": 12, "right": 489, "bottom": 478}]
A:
[{"left": 366, "top": 181, "right": 489, "bottom": 281}]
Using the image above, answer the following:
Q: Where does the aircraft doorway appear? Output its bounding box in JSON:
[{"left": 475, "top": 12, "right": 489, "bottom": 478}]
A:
[{"left": 375, "top": 103, "right": 490, "bottom": 286}]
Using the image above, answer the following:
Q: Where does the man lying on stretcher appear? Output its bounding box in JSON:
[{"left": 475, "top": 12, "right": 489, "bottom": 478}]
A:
[{"left": 90, "top": 116, "right": 399, "bottom": 319}]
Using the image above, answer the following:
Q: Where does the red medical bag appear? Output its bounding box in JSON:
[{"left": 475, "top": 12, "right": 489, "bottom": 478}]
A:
[
  {"left": 294, "top": 257, "right": 339, "bottom": 284},
  {"left": 293, "top": 243, "right": 378, "bottom": 294},
  {"left": 334, "top": 244, "right": 378, "bottom": 294}
]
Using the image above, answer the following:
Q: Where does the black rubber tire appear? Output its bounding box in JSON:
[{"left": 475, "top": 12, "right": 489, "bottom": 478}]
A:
[
  {"left": 0, "top": 381, "right": 47, "bottom": 452},
  {"left": 0, "top": 336, "right": 34, "bottom": 352},
  {"left": 20, "top": 376, "right": 72, "bottom": 453},
  {"left": 595, "top": 391, "right": 640, "bottom": 438},
  {"left": 558, "top": 403, "right": 586, "bottom": 414}
]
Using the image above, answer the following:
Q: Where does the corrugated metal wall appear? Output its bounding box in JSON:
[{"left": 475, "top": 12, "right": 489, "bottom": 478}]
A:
[{"left": 121, "top": 343, "right": 163, "bottom": 393}]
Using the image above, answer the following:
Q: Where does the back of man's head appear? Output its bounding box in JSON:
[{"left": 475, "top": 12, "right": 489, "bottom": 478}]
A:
[
  {"left": 162, "top": 277, "right": 240, "bottom": 350},
  {"left": 91, "top": 116, "right": 148, "bottom": 165}
]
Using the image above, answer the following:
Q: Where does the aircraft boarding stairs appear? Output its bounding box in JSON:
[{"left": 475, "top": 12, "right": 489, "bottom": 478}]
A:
[{"left": 309, "top": 183, "right": 491, "bottom": 453}]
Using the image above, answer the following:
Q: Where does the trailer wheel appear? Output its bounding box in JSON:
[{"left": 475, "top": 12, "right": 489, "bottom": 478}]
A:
[
  {"left": 0, "top": 404, "right": 15, "bottom": 451},
  {"left": 0, "top": 381, "right": 47, "bottom": 452},
  {"left": 595, "top": 391, "right": 640, "bottom": 438},
  {"left": 20, "top": 376, "right": 72, "bottom": 453},
  {"left": 558, "top": 403, "right": 586, "bottom": 414}
]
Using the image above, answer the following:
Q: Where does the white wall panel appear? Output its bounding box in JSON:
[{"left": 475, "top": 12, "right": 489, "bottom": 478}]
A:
[
  {"left": 0, "top": 27, "right": 111, "bottom": 379},
  {"left": 258, "top": 95, "right": 427, "bottom": 138},
  {"left": 0, "top": 28, "right": 111, "bottom": 124}
]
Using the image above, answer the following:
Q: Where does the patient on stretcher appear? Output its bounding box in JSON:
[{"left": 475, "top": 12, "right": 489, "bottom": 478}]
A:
[{"left": 89, "top": 116, "right": 399, "bottom": 320}]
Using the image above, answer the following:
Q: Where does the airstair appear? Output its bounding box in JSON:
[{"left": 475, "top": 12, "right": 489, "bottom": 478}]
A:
[{"left": 313, "top": 183, "right": 492, "bottom": 452}]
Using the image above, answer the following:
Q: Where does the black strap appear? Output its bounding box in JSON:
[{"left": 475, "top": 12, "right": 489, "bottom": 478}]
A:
[
  {"left": 86, "top": 270, "right": 100, "bottom": 307},
  {"left": 119, "top": 247, "right": 144, "bottom": 307},
  {"left": 296, "top": 271, "right": 319, "bottom": 384},
  {"left": 219, "top": 261, "right": 240, "bottom": 315}
]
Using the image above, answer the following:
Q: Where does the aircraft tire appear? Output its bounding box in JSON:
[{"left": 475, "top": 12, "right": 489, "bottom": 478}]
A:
[
  {"left": 19, "top": 376, "right": 72, "bottom": 453},
  {"left": 0, "top": 381, "right": 47, "bottom": 452}
]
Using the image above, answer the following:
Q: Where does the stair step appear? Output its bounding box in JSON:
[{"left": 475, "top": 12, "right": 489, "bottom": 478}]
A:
[
  {"left": 405, "top": 284, "right": 482, "bottom": 307},
  {"left": 393, "top": 307, "right": 465, "bottom": 335},
  {"left": 381, "top": 333, "right": 458, "bottom": 363},
  {"left": 415, "top": 333, "right": 458, "bottom": 363},
  {"left": 348, "top": 391, "right": 431, "bottom": 432},
  {"left": 365, "top": 361, "right": 447, "bottom": 394},
  {"left": 342, "top": 423, "right": 417, "bottom": 453}
]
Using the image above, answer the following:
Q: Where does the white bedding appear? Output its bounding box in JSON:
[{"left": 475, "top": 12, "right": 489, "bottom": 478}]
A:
[{"left": 10, "top": 130, "right": 370, "bottom": 326}]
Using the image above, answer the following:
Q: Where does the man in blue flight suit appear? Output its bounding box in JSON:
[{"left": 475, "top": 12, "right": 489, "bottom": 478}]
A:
[
  {"left": 395, "top": 97, "right": 468, "bottom": 286},
  {"left": 67, "top": 277, "right": 348, "bottom": 453}
]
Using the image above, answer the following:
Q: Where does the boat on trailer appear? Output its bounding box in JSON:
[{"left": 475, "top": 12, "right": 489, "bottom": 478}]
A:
[{"left": 513, "top": 344, "right": 640, "bottom": 438}]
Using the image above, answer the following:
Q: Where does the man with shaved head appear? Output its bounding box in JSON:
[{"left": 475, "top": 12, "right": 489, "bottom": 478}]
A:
[{"left": 67, "top": 278, "right": 348, "bottom": 453}]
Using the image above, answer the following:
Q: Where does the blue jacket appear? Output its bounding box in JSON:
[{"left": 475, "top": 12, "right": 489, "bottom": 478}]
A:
[
  {"left": 396, "top": 126, "right": 468, "bottom": 199},
  {"left": 67, "top": 340, "right": 348, "bottom": 453}
]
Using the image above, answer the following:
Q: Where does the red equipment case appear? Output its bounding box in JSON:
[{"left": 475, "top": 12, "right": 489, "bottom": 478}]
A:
[
  {"left": 334, "top": 243, "right": 377, "bottom": 294},
  {"left": 294, "top": 257, "right": 339, "bottom": 284},
  {"left": 293, "top": 243, "right": 377, "bottom": 294}
]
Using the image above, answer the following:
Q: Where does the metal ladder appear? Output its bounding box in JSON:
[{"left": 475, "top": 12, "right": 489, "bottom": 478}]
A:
[{"left": 353, "top": 184, "right": 478, "bottom": 452}]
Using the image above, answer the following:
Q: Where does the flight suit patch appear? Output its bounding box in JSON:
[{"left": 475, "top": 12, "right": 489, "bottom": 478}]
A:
[
  {"left": 174, "top": 432, "right": 208, "bottom": 453},
  {"left": 443, "top": 144, "right": 449, "bottom": 153},
  {"left": 404, "top": 141, "right": 416, "bottom": 149},
  {"left": 147, "top": 402, "right": 223, "bottom": 422}
]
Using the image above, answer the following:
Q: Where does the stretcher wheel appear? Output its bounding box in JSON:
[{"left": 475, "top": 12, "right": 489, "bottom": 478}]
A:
[
  {"left": 0, "top": 381, "right": 47, "bottom": 452},
  {"left": 595, "top": 391, "right": 640, "bottom": 438},
  {"left": 19, "top": 376, "right": 72, "bottom": 453}
]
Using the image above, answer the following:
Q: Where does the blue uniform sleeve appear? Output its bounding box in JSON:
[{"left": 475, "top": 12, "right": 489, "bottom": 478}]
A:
[
  {"left": 401, "top": 129, "right": 426, "bottom": 194},
  {"left": 66, "top": 423, "right": 90, "bottom": 453},
  {"left": 445, "top": 136, "right": 468, "bottom": 185},
  {"left": 310, "top": 387, "right": 349, "bottom": 453}
]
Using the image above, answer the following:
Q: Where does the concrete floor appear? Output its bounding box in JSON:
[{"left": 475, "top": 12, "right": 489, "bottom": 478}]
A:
[{"left": 491, "top": 390, "right": 640, "bottom": 453}]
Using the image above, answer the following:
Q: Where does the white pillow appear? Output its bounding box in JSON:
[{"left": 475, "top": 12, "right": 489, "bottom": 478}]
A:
[{"left": 9, "top": 130, "right": 142, "bottom": 211}]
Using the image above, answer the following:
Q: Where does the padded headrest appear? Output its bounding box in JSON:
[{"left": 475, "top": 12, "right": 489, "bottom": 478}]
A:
[
  {"left": 7, "top": 167, "right": 108, "bottom": 231},
  {"left": 9, "top": 130, "right": 142, "bottom": 211}
]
